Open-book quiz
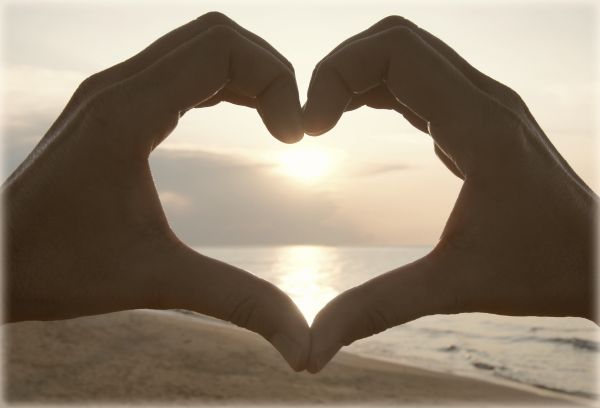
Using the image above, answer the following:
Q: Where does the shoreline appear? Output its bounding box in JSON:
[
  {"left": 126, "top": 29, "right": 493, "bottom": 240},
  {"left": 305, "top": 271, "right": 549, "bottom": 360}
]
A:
[
  {"left": 4, "top": 309, "right": 591, "bottom": 406},
  {"left": 166, "top": 309, "right": 596, "bottom": 402}
]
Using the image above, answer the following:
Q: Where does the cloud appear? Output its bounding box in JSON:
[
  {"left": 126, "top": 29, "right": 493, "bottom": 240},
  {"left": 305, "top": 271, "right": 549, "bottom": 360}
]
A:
[
  {"left": 149, "top": 148, "right": 368, "bottom": 245},
  {"left": 3, "top": 66, "right": 85, "bottom": 129},
  {"left": 2, "top": 113, "right": 368, "bottom": 245},
  {"left": 355, "top": 163, "right": 412, "bottom": 177},
  {"left": 158, "top": 191, "right": 192, "bottom": 213},
  {"left": 1, "top": 66, "right": 86, "bottom": 174}
]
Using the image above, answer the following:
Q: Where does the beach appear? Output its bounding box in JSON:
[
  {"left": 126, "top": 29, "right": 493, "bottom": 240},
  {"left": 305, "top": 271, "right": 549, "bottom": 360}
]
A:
[{"left": 3, "top": 309, "right": 586, "bottom": 406}]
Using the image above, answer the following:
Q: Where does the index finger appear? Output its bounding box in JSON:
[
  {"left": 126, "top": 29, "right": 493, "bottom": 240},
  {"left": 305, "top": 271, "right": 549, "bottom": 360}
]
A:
[
  {"left": 303, "top": 26, "right": 486, "bottom": 139},
  {"left": 104, "top": 24, "right": 303, "bottom": 147},
  {"left": 50, "top": 12, "right": 295, "bottom": 138}
]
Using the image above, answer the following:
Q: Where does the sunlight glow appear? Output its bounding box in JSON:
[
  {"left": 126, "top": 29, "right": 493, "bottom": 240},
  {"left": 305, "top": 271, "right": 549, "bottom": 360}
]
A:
[
  {"left": 274, "top": 246, "right": 339, "bottom": 324},
  {"left": 277, "top": 148, "right": 332, "bottom": 183}
]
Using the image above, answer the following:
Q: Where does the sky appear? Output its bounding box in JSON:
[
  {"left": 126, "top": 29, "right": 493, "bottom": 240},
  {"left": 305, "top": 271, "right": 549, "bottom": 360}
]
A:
[{"left": 2, "top": 0, "right": 598, "bottom": 246}]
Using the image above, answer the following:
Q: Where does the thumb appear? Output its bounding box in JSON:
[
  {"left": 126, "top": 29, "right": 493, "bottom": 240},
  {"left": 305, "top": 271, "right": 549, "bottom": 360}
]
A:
[
  {"left": 308, "top": 251, "right": 455, "bottom": 373},
  {"left": 145, "top": 243, "right": 310, "bottom": 371}
]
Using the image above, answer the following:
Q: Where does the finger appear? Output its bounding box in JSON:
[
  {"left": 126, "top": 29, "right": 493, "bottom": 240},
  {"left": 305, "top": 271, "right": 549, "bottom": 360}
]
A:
[
  {"left": 343, "top": 86, "right": 429, "bottom": 133},
  {"left": 82, "top": 12, "right": 294, "bottom": 103},
  {"left": 396, "top": 104, "right": 429, "bottom": 134},
  {"left": 51, "top": 12, "right": 298, "bottom": 142},
  {"left": 149, "top": 244, "right": 310, "bottom": 372},
  {"left": 303, "top": 16, "right": 429, "bottom": 134},
  {"left": 401, "top": 19, "right": 525, "bottom": 112},
  {"left": 318, "top": 15, "right": 519, "bottom": 110},
  {"left": 303, "top": 26, "right": 484, "bottom": 138},
  {"left": 301, "top": 64, "right": 352, "bottom": 135},
  {"left": 194, "top": 87, "right": 257, "bottom": 109},
  {"left": 308, "top": 252, "right": 454, "bottom": 373},
  {"left": 119, "top": 25, "right": 303, "bottom": 145}
]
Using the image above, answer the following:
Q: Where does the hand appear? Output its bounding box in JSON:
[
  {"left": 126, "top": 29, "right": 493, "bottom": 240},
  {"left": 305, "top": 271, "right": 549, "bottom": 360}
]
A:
[
  {"left": 3, "top": 12, "right": 310, "bottom": 371},
  {"left": 304, "top": 16, "right": 597, "bottom": 373}
]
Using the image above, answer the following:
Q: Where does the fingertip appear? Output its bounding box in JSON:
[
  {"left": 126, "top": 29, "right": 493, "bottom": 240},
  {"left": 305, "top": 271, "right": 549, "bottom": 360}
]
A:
[
  {"left": 257, "top": 80, "right": 304, "bottom": 144},
  {"left": 294, "top": 326, "right": 312, "bottom": 372},
  {"left": 268, "top": 295, "right": 311, "bottom": 371},
  {"left": 282, "top": 133, "right": 304, "bottom": 144},
  {"left": 301, "top": 103, "right": 337, "bottom": 137},
  {"left": 306, "top": 342, "right": 341, "bottom": 374},
  {"left": 307, "top": 349, "right": 323, "bottom": 374},
  {"left": 307, "top": 362, "right": 322, "bottom": 374},
  {"left": 271, "top": 331, "right": 310, "bottom": 372},
  {"left": 307, "top": 317, "right": 343, "bottom": 373},
  {"left": 277, "top": 121, "right": 304, "bottom": 144},
  {"left": 302, "top": 92, "right": 349, "bottom": 136},
  {"left": 261, "top": 114, "right": 304, "bottom": 144},
  {"left": 271, "top": 112, "right": 304, "bottom": 144},
  {"left": 302, "top": 67, "right": 350, "bottom": 136}
]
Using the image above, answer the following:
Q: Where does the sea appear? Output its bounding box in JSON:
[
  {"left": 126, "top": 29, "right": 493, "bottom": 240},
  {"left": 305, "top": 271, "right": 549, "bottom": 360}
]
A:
[{"left": 194, "top": 245, "right": 598, "bottom": 400}]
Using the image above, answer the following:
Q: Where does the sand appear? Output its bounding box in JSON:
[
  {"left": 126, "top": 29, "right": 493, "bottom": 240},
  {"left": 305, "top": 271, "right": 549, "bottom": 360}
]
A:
[{"left": 3, "top": 309, "right": 588, "bottom": 406}]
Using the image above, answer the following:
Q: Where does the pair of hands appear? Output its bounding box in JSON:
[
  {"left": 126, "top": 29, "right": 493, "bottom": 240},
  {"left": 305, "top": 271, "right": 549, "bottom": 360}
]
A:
[{"left": 4, "top": 13, "right": 596, "bottom": 373}]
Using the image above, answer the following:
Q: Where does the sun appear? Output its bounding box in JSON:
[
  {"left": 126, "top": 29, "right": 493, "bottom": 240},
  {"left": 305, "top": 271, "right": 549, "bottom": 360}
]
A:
[{"left": 278, "top": 148, "right": 332, "bottom": 183}]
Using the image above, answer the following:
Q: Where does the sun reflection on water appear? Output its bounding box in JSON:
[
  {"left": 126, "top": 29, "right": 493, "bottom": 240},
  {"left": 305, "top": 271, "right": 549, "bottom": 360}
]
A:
[{"left": 274, "top": 246, "right": 339, "bottom": 325}]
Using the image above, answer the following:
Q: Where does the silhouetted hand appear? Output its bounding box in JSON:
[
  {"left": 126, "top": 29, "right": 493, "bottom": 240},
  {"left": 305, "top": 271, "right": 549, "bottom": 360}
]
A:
[
  {"left": 3, "top": 12, "right": 309, "bottom": 371},
  {"left": 304, "top": 16, "right": 597, "bottom": 373}
]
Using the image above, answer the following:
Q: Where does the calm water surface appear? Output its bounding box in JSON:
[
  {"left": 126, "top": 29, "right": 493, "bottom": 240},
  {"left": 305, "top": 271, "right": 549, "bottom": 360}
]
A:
[{"left": 197, "top": 245, "right": 598, "bottom": 399}]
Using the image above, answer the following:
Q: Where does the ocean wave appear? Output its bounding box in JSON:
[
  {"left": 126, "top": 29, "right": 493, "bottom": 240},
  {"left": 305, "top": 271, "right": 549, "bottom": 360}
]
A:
[
  {"left": 493, "top": 371, "right": 598, "bottom": 400},
  {"left": 437, "top": 342, "right": 597, "bottom": 399},
  {"left": 468, "top": 356, "right": 597, "bottom": 399},
  {"left": 541, "top": 337, "right": 599, "bottom": 352},
  {"left": 471, "top": 361, "right": 497, "bottom": 371},
  {"left": 510, "top": 336, "right": 599, "bottom": 352}
]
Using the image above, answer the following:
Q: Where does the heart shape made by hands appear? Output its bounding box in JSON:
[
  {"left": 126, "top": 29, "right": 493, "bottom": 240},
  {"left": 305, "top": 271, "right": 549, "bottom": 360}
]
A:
[{"left": 5, "top": 12, "right": 594, "bottom": 376}]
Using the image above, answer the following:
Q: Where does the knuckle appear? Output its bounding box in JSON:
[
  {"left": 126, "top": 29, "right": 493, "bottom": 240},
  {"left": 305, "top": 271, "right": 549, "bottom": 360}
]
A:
[
  {"left": 499, "top": 84, "right": 527, "bottom": 111},
  {"left": 355, "top": 284, "right": 395, "bottom": 336},
  {"left": 86, "top": 83, "right": 127, "bottom": 118},
  {"left": 308, "top": 61, "right": 329, "bottom": 93},
  {"left": 227, "top": 294, "right": 260, "bottom": 330},
  {"left": 483, "top": 76, "right": 528, "bottom": 114},
  {"left": 263, "top": 283, "right": 299, "bottom": 318},
  {"left": 226, "top": 279, "right": 290, "bottom": 335},
  {"left": 377, "top": 15, "right": 413, "bottom": 29},
  {"left": 72, "top": 73, "right": 105, "bottom": 104},
  {"left": 278, "top": 56, "right": 295, "bottom": 77},
  {"left": 285, "top": 59, "right": 296, "bottom": 75},
  {"left": 441, "top": 92, "right": 532, "bottom": 182},
  {"left": 484, "top": 98, "right": 530, "bottom": 152},
  {"left": 385, "top": 25, "right": 419, "bottom": 43},
  {"left": 205, "top": 24, "right": 238, "bottom": 45},
  {"left": 316, "top": 57, "right": 336, "bottom": 76},
  {"left": 333, "top": 285, "right": 392, "bottom": 345},
  {"left": 66, "top": 78, "right": 157, "bottom": 161},
  {"left": 82, "top": 87, "right": 117, "bottom": 127},
  {"left": 268, "top": 58, "right": 295, "bottom": 80},
  {"left": 75, "top": 75, "right": 96, "bottom": 96},
  {"left": 499, "top": 84, "right": 522, "bottom": 103},
  {"left": 79, "top": 83, "right": 140, "bottom": 144},
  {"left": 196, "top": 11, "right": 233, "bottom": 27},
  {"left": 276, "top": 67, "right": 298, "bottom": 87}
]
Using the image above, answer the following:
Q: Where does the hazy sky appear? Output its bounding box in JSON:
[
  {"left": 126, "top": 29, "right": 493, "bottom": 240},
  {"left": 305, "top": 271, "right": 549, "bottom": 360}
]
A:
[{"left": 2, "top": 0, "right": 598, "bottom": 245}]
